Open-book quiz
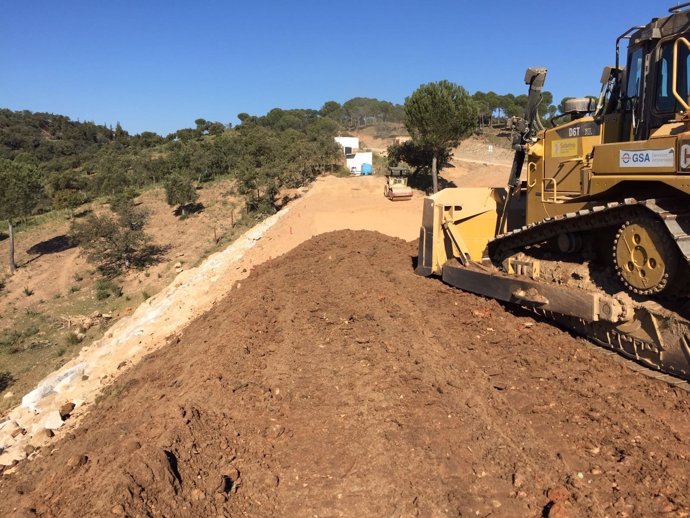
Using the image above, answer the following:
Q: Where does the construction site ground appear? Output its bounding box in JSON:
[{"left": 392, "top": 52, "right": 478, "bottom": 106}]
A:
[{"left": 2, "top": 163, "right": 690, "bottom": 517}]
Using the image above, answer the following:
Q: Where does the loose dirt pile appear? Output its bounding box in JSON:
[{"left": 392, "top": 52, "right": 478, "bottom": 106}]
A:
[{"left": 2, "top": 231, "right": 690, "bottom": 517}]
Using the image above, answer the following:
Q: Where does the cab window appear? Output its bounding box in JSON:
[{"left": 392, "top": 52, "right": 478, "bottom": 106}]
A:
[
  {"left": 627, "top": 47, "right": 643, "bottom": 99},
  {"left": 656, "top": 41, "right": 690, "bottom": 112}
]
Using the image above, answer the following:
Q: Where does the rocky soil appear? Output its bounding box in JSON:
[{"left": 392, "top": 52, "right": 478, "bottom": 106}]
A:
[{"left": 1, "top": 231, "right": 689, "bottom": 517}]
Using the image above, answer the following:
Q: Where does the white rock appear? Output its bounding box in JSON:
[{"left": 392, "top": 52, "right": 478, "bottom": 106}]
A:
[
  {"left": 3, "top": 391, "right": 13, "bottom": 400},
  {"left": 0, "top": 447, "right": 25, "bottom": 466},
  {"left": 42, "top": 410, "right": 65, "bottom": 430}
]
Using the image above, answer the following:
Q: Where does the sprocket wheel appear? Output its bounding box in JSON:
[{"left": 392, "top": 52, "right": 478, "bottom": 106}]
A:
[{"left": 612, "top": 217, "right": 679, "bottom": 295}]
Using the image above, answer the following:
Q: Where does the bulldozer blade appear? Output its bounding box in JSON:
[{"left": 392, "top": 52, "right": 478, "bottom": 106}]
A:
[{"left": 416, "top": 187, "right": 506, "bottom": 276}]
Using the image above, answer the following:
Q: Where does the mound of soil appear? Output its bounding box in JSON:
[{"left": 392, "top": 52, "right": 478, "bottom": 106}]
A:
[{"left": 2, "top": 231, "right": 690, "bottom": 517}]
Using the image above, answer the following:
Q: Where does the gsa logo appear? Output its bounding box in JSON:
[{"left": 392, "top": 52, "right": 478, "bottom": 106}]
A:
[{"left": 621, "top": 152, "right": 631, "bottom": 164}]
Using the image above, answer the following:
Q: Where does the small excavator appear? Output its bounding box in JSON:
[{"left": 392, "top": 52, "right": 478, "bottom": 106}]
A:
[{"left": 417, "top": 4, "right": 690, "bottom": 382}]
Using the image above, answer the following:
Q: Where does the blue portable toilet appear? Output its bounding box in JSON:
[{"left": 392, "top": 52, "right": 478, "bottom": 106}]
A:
[{"left": 361, "top": 163, "right": 373, "bottom": 176}]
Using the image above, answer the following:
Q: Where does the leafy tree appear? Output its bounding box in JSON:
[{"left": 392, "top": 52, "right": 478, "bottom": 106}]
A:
[
  {"left": 87, "top": 151, "right": 133, "bottom": 196},
  {"left": 108, "top": 186, "right": 139, "bottom": 214},
  {"left": 114, "top": 122, "right": 128, "bottom": 144},
  {"left": 207, "top": 122, "right": 226, "bottom": 136},
  {"left": 70, "top": 205, "right": 156, "bottom": 276},
  {"left": 131, "top": 131, "right": 164, "bottom": 149},
  {"left": 472, "top": 90, "right": 556, "bottom": 127},
  {"left": 0, "top": 160, "right": 43, "bottom": 274},
  {"left": 164, "top": 173, "right": 198, "bottom": 215},
  {"left": 47, "top": 171, "right": 89, "bottom": 215},
  {"left": 387, "top": 140, "right": 452, "bottom": 173},
  {"left": 404, "top": 81, "right": 478, "bottom": 192},
  {"left": 320, "top": 101, "right": 343, "bottom": 121},
  {"left": 237, "top": 112, "right": 257, "bottom": 125}
]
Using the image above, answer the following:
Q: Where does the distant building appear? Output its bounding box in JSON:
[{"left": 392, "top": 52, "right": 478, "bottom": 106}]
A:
[
  {"left": 334, "top": 136, "right": 360, "bottom": 156},
  {"left": 334, "top": 136, "right": 372, "bottom": 175},
  {"left": 347, "top": 152, "right": 373, "bottom": 175}
]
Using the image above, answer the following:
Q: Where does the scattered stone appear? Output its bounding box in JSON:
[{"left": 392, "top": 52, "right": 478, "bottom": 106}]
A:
[
  {"left": 59, "top": 402, "right": 76, "bottom": 420},
  {"left": 102, "top": 313, "right": 113, "bottom": 320},
  {"left": 1, "top": 420, "right": 19, "bottom": 438},
  {"left": 24, "top": 444, "right": 35, "bottom": 455},
  {"left": 512, "top": 470, "right": 525, "bottom": 488},
  {"left": 267, "top": 424, "right": 285, "bottom": 439},
  {"left": 10, "top": 424, "right": 26, "bottom": 439},
  {"left": 3, "top": 392, "right": 13, "bottom": 400},
  {"left": 547, "top": 501, "right": 571, "bottom": 518},
  {"left": 661, "top": 502, "right": 676, "bottom": 513},
  {"left": 590, "top": 467, "right": 603, "bottom": 475},
  {"left": 174, "top": 262, "right": 183, "bottom": 270},
  {"left": 76, "top": 332, "right": 86, "bottom": 342},
  {"left": 30, "top": 428, "right": 54, "bottom": 447},
  {"left": 227, "top": 466, "right": 240, "bottom": 482},
  {"left": 124, "top": 439, "right": 141, "bottom": 452},
  {"left": 490, "top": 499, "right": 502, "bottom": 508},
  {"left": 67, "top": 454, "right": 88, "bottom": 468},
  {"left": 90, "top": 311, "right": 102, "bottom": 319},
  {"left": 110, "top": 503, "right": 125, "bottom": 516},
  {"left": 0, "top": 449, "right": 24, "bottom": 467},
  {"left": 42, "top": 410, "right": 65, "bottom": 430},
  {"left": 547, "top": 485, "right": 570, "bottom": 503},
  {"left": 190, "top": 488, "right": 205, "bottom": 501},
  {"left": 33, "top": 428, "right": 55, "bottom": 439}
]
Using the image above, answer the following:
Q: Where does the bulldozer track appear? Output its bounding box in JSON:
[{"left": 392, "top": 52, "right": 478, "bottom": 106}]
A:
[
  {"left": 484, "top": 198, "right": 690, "bottom": 386},
  {"left": 488, "top": 197, "right": 690, "bottom": 268},
  {"left": 586, "top": 340, "right": 690, "bottom": 392}
]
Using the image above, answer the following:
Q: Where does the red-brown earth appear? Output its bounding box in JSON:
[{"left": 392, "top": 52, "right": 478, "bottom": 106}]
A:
[{"left": 1, "top": 230, "right": 689, "bottom": 517}]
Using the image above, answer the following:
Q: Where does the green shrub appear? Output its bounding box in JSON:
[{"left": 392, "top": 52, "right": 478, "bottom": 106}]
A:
[
  {"left": 95, "top": 278, "right": 122, "bottom": 300},
  {"left": 0, "top": 330, "right": 22, "bottom": 350},
  {"left": 24, "top": 324, "right": 39, "bottom": 338}
]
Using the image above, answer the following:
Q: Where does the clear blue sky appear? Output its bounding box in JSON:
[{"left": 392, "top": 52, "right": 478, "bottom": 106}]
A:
[{"left": 1, "top": 0, "right": 669, "bottom": 135}]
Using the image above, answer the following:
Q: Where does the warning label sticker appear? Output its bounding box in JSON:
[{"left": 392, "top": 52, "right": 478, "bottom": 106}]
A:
[
  {"left": 552, "top": 140, "right": 578, "bottom": 158},
  {"left": 619, "top": 148, "right": 675, "bottom": 168}
]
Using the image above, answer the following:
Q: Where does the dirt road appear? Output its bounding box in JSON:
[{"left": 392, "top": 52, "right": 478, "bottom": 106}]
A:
[{"left": 2, "top": 230, "right": 690, "bottom": 517}]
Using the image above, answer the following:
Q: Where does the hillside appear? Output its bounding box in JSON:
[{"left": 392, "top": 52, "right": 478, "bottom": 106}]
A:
[{"left": 0, "top": 178, "right": 247, "bottom": 412}]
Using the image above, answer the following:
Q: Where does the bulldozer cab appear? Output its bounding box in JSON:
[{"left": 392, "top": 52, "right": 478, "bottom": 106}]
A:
[
  {"left": 602, "top": 5, "right": 690, "bottom": 143},
  {"left": 523, "top": 5, "right": 690, "bottom": 223}
]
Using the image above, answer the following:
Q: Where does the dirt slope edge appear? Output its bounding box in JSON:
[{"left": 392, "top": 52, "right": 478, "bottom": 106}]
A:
[
  {"left": 0, "top": 207, "right": 290, "bottom": 466},
  {"left": 1, "top": 230, "right": 689, "bottom": 517}
]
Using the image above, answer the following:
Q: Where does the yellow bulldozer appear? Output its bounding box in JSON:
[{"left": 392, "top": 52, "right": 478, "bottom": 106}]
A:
[{"left": 417, "top": 4, "right": 690, "bottom": 382}]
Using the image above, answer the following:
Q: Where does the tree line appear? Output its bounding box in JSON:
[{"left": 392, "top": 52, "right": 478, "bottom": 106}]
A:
[{"left": 0, "top": 102, "right": 347, "bottom": 276}]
